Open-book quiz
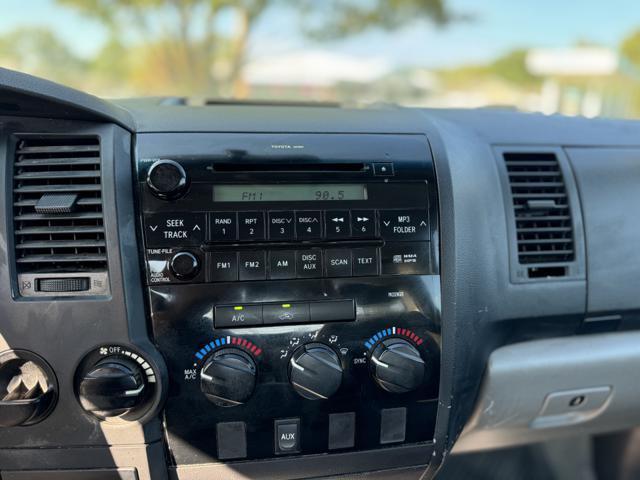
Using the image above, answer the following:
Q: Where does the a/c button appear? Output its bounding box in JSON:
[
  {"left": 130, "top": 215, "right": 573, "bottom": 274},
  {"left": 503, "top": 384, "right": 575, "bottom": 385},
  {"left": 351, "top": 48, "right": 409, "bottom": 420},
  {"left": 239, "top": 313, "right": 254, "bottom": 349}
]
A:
[{"left": 215, "top": 305, "right": 262, "bottom": 328}]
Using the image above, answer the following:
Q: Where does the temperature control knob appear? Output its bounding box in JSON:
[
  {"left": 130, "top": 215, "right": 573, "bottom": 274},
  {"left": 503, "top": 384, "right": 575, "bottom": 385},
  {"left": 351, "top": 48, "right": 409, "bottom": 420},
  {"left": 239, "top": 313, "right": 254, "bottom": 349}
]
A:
[
  {"left": 200, "top": 348, "right": 256, "bottom": 407},
  {"left": 146, "top": 159, "right": 188, "bottom": 199},
  {"left": 370, "top": 338, "right": 425, "bottom": 394},
  {"left": 289, "top": 343, "right": 343, "bottom": 400},
  {"left": 78, "top": 358, "right": 146, "bottom": 418}
]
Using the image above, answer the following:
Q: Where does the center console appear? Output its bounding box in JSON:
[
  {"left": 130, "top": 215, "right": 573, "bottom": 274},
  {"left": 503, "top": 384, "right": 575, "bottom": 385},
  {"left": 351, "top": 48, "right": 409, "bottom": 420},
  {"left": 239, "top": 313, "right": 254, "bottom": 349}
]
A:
[{"left": 137, "top": 133, "right": 441, "bottom": 464}]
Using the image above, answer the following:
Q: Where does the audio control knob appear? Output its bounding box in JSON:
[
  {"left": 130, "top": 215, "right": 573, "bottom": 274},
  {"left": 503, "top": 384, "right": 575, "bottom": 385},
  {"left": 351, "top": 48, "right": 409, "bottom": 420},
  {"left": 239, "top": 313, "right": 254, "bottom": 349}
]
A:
[
  {"left": 289, "top": 343, "right": 343, "bottom": 400},
  {"left": 170, "top": 251, "right": 200, "bottom": 279},
  {"left": 146, "top": 159, "right": 188, "bottom": 199},
  {"left": 78, "top": 357, "right": 146, "bottom": 418},
  {"left": 200, "top": 348, "right": 256, "bottom": 407},
  {"left": 370, "top": 338, "right": 425, "bottom": 394}
]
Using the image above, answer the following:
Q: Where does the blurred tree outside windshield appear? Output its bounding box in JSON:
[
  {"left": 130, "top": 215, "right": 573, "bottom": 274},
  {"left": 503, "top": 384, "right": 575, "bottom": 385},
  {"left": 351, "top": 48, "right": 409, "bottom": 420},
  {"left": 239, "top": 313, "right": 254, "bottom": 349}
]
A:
[{"left": 1, "top": 0, "right": 640, "bottom": 118}]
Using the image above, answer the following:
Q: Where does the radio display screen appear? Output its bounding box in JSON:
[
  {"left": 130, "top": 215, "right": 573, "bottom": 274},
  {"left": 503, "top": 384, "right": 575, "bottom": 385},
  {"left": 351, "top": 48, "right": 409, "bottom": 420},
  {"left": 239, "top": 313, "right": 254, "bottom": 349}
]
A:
[{"left": 213, "top": 184, "right": 368, "bottom": 202}]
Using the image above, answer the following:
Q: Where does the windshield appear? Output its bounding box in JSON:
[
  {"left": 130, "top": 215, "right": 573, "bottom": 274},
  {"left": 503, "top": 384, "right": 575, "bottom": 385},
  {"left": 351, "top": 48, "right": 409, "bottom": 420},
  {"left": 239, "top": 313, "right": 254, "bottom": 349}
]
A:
[{"left": 2, "top": 0, "right": 639, "bottom": 118}]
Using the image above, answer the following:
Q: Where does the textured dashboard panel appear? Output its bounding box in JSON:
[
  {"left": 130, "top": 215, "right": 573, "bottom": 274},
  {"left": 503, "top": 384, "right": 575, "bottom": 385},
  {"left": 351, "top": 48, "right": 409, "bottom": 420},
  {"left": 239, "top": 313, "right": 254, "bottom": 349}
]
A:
[{"left": 567, "top": 148, "right": 640, "bottom": 315}]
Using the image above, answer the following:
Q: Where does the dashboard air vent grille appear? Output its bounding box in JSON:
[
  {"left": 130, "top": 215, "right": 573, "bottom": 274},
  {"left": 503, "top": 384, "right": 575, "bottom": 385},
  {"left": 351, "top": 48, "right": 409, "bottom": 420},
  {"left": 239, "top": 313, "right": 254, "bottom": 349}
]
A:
[
  {"left": 504, "top": 152, "right": 574, "bottom": 265},
  {"left": 12, "top": 136, "right": 107, "bottom": 273}
]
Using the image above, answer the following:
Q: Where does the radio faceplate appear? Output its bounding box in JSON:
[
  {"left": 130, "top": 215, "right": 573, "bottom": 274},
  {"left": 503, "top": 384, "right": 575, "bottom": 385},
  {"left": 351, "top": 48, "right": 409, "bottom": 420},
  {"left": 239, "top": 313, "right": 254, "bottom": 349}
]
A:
[{"left": 137, "top": 133, "right": 441, "bottom": 464}]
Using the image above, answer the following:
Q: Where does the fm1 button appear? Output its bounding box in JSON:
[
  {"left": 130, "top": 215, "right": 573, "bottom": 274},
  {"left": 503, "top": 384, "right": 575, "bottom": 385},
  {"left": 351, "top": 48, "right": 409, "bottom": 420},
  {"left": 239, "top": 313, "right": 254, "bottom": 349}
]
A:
[
  {"left": 210, "top": 252, "right": 238, "bottom": 282},
  {"left": 275, "top": 418, "right": 300, "bottom": 454}
]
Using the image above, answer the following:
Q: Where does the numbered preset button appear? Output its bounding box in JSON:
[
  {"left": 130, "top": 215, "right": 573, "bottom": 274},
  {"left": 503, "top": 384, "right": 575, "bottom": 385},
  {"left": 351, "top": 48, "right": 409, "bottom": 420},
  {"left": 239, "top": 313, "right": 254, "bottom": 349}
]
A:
[
  {"left": 209, "top": 212, "right": 237, "bottom": 242},
  {"left": 351, "top": 209, "right": 376, "bottom": 238},
  {"left": 238, "top": 211, "right": 265, "bottom": 241},
  {"left": 269, "top": 211, "right": 295, "bottom": 240},
  {"left": 325, "top": 210, "right": 351, "bottom": 239},
  {"left": 295, "top": 211, "right": 322, "bottom": 239}
]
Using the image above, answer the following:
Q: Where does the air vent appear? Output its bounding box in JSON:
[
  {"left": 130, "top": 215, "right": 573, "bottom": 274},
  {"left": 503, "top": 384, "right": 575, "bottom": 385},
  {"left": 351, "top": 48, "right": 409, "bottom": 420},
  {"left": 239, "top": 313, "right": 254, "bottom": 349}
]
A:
[
  {"left": 504, "top": 152, "right": 575, "bottom": 266},
  {"left": 12, "top": 137, "right": 108, "bottom": 288}
]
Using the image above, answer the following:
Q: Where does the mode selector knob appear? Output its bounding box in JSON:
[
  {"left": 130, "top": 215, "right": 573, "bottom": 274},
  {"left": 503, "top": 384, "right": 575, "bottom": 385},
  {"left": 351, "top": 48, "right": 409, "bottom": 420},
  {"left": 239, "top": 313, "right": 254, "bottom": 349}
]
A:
[
  {"left": 146, "top": 159, "right": 188, "bottom": 199},
  {"left": 78, "top": 358, "right": 146, "bottom": 418},
  {"left": 370, "top": 338, "right": 425, "bottom": 394},
  {"left": 200, "top": 348, "right": 256, "bottom": 407},
  {"left": 289, "top": 343, "right": 343, "bottom": 400}
]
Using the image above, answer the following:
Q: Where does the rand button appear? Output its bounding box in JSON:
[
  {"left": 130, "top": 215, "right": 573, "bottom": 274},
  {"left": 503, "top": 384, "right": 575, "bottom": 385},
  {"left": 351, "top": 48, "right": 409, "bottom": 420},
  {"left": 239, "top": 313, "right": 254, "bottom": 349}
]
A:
[{"left": 209, "top": 212, "right": 237, "bottom": 242}]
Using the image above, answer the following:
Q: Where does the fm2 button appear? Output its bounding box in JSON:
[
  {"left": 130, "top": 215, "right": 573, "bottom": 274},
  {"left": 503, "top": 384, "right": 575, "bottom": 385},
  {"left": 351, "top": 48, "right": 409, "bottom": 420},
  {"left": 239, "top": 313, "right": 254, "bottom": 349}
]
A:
[
  {"left": 145, "top": 213, "right": 205, "bottom": 247},
  {"left": 275, "top": 418, "right": 300, "bottom": 454}
]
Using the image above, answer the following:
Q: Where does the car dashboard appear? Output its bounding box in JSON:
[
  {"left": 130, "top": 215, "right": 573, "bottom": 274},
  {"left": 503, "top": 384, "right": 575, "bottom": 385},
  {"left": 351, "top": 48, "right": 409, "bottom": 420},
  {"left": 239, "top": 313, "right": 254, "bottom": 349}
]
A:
[{"left": 0, "top": 67, "right": 639, "bottom": 480}]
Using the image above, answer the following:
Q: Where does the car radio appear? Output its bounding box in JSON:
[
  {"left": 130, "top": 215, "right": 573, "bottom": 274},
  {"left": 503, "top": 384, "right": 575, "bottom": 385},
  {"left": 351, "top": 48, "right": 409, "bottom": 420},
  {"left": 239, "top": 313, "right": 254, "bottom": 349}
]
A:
[{"left": 136, "top": 133, "right": 441, "bottom": 464}]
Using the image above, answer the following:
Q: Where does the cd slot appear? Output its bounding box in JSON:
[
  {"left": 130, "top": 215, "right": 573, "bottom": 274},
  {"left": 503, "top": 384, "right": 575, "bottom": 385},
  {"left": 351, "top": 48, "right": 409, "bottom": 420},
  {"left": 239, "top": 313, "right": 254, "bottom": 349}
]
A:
[{"left": 213, "top": 162, "right": 366, "bottom": 173}]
